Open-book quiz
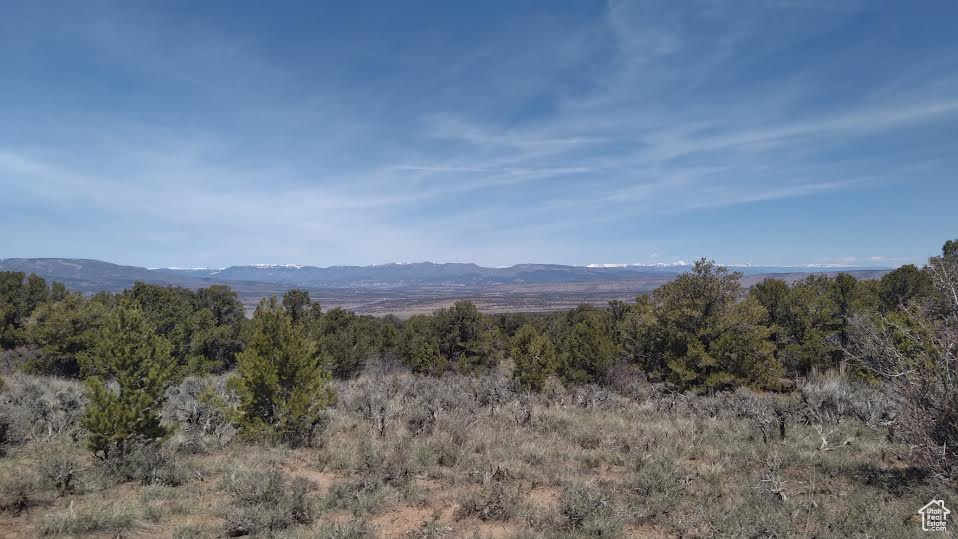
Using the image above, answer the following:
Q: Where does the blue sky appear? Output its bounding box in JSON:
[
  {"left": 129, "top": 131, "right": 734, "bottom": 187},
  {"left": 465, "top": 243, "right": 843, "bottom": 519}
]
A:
[{"left": 1, "top": 1, "right": 956, "bottom": 268}]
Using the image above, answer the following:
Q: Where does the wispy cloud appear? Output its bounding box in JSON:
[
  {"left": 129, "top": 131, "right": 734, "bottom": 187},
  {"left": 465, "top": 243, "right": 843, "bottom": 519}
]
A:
[{"left": 1, "top": 1, "right": 955, "bottom": 267}]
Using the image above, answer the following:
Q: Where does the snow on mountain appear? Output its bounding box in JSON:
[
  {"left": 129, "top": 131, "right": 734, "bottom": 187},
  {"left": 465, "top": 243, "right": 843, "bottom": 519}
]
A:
[{"left": 250, "top": 264, "right": 306, "bottom": 269}]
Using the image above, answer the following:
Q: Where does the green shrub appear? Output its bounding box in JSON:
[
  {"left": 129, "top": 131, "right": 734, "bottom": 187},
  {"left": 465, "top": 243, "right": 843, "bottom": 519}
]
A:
[
  {"left": 629, "top": 454, "right": 688, "bottom": 518},
  {"left": 324, "top": 439, "right": 417, "bottom": 515},
  {"left": 99, "top": 445, "right": 189, "bottom": 486},
  {"left": 0, "top": 413, "right": 8, "bottom": 456},
  {"left": 163, "top": 375, "right": 237, "bottom": 452},
  {"left": 559, "top": 482, "right": 623, "bottom": 535},
  {"left": 454, "top": 481, "right": 520, "bottom": 522},
  {"left": 319, "top": 519, "right": 377, "bottom": 538},
  {"left": 325, "top": 476, "right": 389, "bottom": 515},
  {"left": 405, "top": 511, "right": 450, "bottom": 539},
  {"left": 224, "top": 466, "right": 315, "bottom": 536},
  {"left": 39, "top": 501, "right": 139, "bottom": 537},
  {"left": 36, "top": 443, "right": 84, "bottom": 496},
  {"left": 0, "top": 374, "right": 87, "bottom": 446},
  {"left": 0, "top": 464, "right": 40, "bottom": 514},
  {"left": 171, "top": 524, "right": 219, "bottom": 539}
]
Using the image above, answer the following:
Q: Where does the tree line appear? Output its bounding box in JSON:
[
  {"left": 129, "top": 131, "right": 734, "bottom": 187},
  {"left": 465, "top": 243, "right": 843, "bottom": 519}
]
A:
[{"left": 0, "top": 240, "right": 955, "bottom": 460}]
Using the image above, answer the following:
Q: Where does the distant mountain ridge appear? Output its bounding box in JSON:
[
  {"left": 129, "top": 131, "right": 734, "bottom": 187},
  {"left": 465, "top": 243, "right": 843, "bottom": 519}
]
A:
[{"left": 0, "top": 257, "right": 891, "bottom": 292}]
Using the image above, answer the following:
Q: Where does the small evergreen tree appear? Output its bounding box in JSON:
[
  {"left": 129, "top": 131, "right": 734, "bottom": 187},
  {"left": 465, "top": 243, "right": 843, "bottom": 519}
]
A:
[
  {"left": 24, "top": 274, "right": 49, "bottom": 311},
  {"left": 184, "top": 307, "right": 245, "bottom": 374},
  {"left": 650, "top": 260, "right": 783, "bottom": 391},
  {"left": 126, "top": 282, "right": 196, "bottom": 367},
  {"left": 750, "top": 278, "right": 791, "bottom": 330},
  {"left": 50, "top": 281, "right": 68, "bottom": 302},
  {"left": 560, "top": 311, "right": 616, "bottom": 384},
  {"left": 0, "top": 272, "right": 30, "bottom": 349},
  {"left": 617, "top": 296, "right": 659, "bottom": 372},
  {"left": 779, "top": 275, "right": 843, "bottom": 375},
  {"left": 878, "top": 264, "right": 933, "bottom": 311},
  {"left": 230, "top": 298, "right": 335, "bottom": 446},
  {"left": 749, "top": 278, "right": 792, "bottom": 371},
  {"left": 511, "top": 324, "right": 558, "bottom": 391},
  {"left": 380, "top": 315, "right": 402, "bottom": 363},
  {"left": 434, "top": 300, "right": 497, "bottom": 371},
  {"left": 312, "top": 308, "right": 378, "bottom": 379},
  {"left": 80, "top": 301, "right": 177, "bottom": 458},
  {"left": 24, "top": 293, "right": 107, "bottom": 377},
  {"left": 282, "top": 289, "right": 312, "bottom": 324},
  {"left": 122, "top": 282, "right": 246, "bottom": 376},
  {"left": 195, "top": 285, "right": 246, "bottom": 327},
  {"left": 398, "top": 315, "right": 446, "bottom": 375}
]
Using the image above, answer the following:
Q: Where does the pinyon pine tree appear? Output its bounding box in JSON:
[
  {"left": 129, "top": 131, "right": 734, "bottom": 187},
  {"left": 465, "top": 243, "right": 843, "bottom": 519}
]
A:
[
  {"left": 398, "top": 315, "right": 446, "bottom": 375},
  {"left": 25, "top": 293, "right": 107, "bottom": 377},
  {"left": 511, "top": 324, "right": 558, "bottom": 391},
  {"left": 560, "top": 311, "right": 617, "bottom": 384},
  {"left": 230, "top": 297, "right": 335, "bottom": 446},
  {"left": 80, "top": 301, "right": 177, "bottom": 458},
  {"left": 435, "top": 300, "right": 497, "bottom": 372},
  {"left": 650, "top": 260, "right": 781, "bottom": 391}
]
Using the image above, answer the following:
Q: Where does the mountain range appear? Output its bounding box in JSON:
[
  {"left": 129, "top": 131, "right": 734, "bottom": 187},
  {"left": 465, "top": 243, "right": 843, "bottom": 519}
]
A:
[{"left": 0, "top": 258, "right": 889, "bottom": 292}]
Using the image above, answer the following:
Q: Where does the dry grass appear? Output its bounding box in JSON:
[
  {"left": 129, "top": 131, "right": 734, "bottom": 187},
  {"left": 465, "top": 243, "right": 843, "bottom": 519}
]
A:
[{"left": 0, "top": 369, "right": 953, "bottom": 537}]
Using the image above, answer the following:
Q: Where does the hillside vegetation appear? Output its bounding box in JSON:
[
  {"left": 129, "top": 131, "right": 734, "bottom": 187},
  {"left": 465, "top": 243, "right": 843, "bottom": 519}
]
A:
[{"left": 0, "top": 241, "right": 955, "bottom": 537}]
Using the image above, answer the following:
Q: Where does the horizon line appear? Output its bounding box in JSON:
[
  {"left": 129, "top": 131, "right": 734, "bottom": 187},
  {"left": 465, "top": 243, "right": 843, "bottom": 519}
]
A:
[{"left": 0, "top": 256, "right": 901, "bottom": 272}]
